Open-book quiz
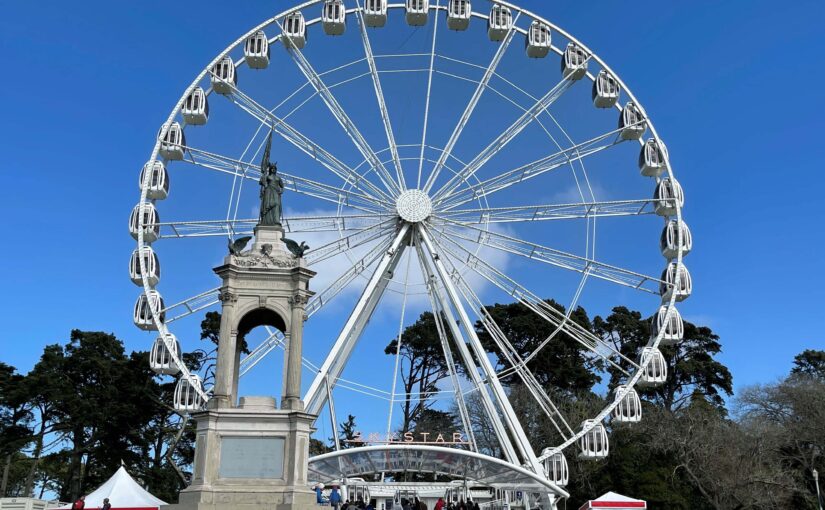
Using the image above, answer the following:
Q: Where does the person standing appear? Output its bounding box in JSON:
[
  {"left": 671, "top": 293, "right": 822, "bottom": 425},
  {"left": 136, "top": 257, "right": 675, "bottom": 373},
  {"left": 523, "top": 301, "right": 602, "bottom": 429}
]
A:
[
  {"left": 330, "top": 486, "right": 342, "bottom": 510},
  {"left": 434, "top": 497, "right": 445, "bottom": 510},
  {"left": 71, "top": 496, "right": 85, "bottom": 510},
  {"left": 101, "top": 498, "right": 112, "bottom": 510}
]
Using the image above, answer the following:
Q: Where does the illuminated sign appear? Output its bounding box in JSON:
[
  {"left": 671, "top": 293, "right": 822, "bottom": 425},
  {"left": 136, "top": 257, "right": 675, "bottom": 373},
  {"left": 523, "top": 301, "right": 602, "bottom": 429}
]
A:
[{"left": 344, "top": 432, "right": 468, "bottom": 445}]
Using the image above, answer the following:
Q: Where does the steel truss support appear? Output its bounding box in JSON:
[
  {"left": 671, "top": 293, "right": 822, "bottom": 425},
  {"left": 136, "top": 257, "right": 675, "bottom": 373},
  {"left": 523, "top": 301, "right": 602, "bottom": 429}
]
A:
[
  {"left": 417, "top": 225, "right": 544, "bottom": 475},
  {"left": 303, "top": 224, "right": 411, "bottom": 416}
]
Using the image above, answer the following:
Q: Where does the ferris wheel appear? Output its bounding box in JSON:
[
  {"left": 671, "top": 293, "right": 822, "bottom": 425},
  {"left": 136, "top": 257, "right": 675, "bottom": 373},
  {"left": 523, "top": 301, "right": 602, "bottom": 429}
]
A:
[{"left": 130, "top": 0, "right": 691, "bottom": 492}]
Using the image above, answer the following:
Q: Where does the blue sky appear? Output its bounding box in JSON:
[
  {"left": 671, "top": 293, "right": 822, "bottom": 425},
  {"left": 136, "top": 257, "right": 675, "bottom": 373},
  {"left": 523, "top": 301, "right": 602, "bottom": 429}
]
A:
[{"left": 2, "top": 0, "right": 824, "bottom": 439}]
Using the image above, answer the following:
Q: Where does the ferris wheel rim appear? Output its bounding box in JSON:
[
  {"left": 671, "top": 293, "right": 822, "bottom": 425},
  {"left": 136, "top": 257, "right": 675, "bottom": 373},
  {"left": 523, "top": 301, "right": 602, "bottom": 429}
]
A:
[{"left": 135, "top": 0, "right": 689, "bottom": 472}]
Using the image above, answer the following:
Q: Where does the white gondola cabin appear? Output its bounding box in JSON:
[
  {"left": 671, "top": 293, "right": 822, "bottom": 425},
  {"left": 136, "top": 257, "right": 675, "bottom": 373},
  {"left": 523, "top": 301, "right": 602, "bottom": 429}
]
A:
[
  {"left": 653, "top": 177, "right": 684, "bottom": 216},
  {"left": 526, "top": 21, "right": 551, "bottom": 58},
  {"left": 578, "top": 420, "right": 609, "bottom": 459},
  {"left": 181, "top": 87, "right": 208, "bottom": 126},
  {"left": 541, "top": 449, "right": 569, "bottom": 486},
  {"left": 284, "top": 12, "right": 307, "bottom": 49},
  {"left": 487, "top": 5, "right": 512, "bottom": 41},
  {"left": 129, "top": 247, "right": 161, "bottom": 287},
  {"left": 651, "top": 304, "right": 684, "bottom": 346},
  {"left": 323, "top": 0, "right": 347, "bottom": 35},
  {"left": 561, "top": 43, "right": 588, "bottom": 80},
  {"left": 174, "top": 374, "right": 205, "bottom": 411},
  {"left": 158, "top": 122, "right": 185, "bottom": 161},
  {"left": 150, "top": 335, "right": 181, "bottom": 376},
  {"left": 129, "top": 202, "right": 160, "bottom": 243},
  {"left": 619, "top": 101, "right": 647, "bottom": 140},
  {"left": 660, "top": 219, "right": 692, "bottom": 259},
  {"left": 592, "top": 70, "right": 620, "bottom": 108},
  {"left": 406, "top": 0, "right": 429, "bottom": 26},
  {"left": 244, "top": 31, "right": 270, "bottom": 69},
  {"left": 612, "top": 385, "right": 642, "bottom": 423},
  {"left": 364, "top": 0, "right": 388, "bottom": 27},
  {"left": 660, "top": 262, "right": 693, "bottom": 302},
  {"left": 210, "top": 56, "right": 237, "bottom": 95},
  {"left": 639, "top": 138, "right": 668, "bottom": 177},
  {"left": 139, "top": 160, "right": 169, "bottom": 200},
  {"left": 133, "top": 290, "right": 166, "bottom": 331},
  {"left": 638, "top": 347, "right": 668, "bottom": 387},
  {"left": 447, "top": 0, "right": 471, "bottom": 31}
]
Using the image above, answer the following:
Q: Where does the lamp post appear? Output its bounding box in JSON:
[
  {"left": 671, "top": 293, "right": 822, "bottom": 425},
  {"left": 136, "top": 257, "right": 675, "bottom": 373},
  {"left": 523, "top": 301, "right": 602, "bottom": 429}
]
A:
[{"left": 814, "top": 469, "right": 823, "bottom": 510}]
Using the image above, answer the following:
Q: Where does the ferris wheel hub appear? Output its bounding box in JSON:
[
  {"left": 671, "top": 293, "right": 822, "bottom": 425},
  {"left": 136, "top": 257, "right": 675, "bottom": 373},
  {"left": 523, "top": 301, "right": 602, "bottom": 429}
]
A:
[{"left": 395, "top": 189, "right": 432, "bottom": 223}]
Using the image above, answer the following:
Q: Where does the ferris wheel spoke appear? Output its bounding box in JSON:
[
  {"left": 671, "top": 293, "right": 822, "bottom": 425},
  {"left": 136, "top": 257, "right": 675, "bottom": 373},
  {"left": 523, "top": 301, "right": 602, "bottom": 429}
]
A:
[
  {"left": 275, "top": 25, "right": 402, "bottom": 197},
  {"left": 436, "top": 198, "right": 660, "bottom": 224},
  {"left": 180, "top": 145, "right": 390, "bottom": 212},
  {"left": 154, "top": 213, "right": 394, "bottom": 239},
  {"left": 303, "top": 219, "right": 397, "bottom": 266},
  {"left": 430, "top": 228, "right": 639, "bottom": 375},
  {"left": 161, "top": 287, "right": 221, "bottom": 324},
  {"left": 353, "top": 0, "right": 405, "bottom": 190},
  {"left": 422, "top": 13, "right": 522, "bottom": 194},
  {"left": 437, "top": 218, "right": 662, "bottom": 294},
  {"left": 416, "top": 0, "right": 441, "bottom": 189},
  {"left": 417, "top": 225, "right": 543, "bottom": 473},
  {"left": 436, "top": 122, "right": 629, "bottom": 211},
  {"left": 217, "top": 76, "right": 395, "bottom": 203},
  {"left": 303, "top": 224, "right": 412, "bottom": 417},
  {"left": 431, "top": 57, "right": 590, "bottom": 206},
  {"left": 437, "top": 250, "right": 575, "bottom": 440}
]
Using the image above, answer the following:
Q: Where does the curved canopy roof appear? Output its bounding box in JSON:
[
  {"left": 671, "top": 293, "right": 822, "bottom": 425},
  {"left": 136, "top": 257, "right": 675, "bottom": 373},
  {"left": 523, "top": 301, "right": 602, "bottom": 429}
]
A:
[{"left": 307, "top": 445, "right": 568, "bottom": 499}]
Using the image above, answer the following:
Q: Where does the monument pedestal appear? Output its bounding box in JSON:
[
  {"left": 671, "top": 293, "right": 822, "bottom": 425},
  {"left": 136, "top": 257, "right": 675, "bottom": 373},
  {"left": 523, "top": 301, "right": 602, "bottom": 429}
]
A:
[{"left": 165, "top": 397, "right": 316, "bottom": 510}]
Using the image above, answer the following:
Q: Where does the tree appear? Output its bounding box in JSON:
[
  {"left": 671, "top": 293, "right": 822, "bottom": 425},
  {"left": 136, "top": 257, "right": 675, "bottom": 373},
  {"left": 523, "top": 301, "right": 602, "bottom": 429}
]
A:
[
  {"left": 200, "top": 311, "right": 249, "bottom": 354},
  {"left": 594, "top": 307, "right": 732, "bottom": 411},
  {"left": 336, "top": 414, "right": 359, "bottom": 449},
  {"left": 791, "top": 349, "right": 825, "bottom": 380},
  {"left": 384, "top": 312, "right": 450, "bottom": 433},
  {"left": 475, "top": 300, "right": 600, "bottom": 394},
  {"left": 0, "top": 363, "right": 33, "bottom": 497}
]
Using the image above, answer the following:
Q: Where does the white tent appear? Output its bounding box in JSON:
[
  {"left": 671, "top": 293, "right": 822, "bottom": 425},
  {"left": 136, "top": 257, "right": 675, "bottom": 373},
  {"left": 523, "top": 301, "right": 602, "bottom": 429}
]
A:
[
  {"left": 578, "top": 491, "right": 646, "bottom": 510},
  {"left": 60, "top": 467, "right": 167, "bottom": 510}
]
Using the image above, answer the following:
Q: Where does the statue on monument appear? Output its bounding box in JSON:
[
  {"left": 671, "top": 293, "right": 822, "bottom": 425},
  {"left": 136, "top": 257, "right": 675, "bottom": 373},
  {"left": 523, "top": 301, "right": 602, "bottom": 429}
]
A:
[{"left": 259, "top": 130, "right": 284, "bottom": 227}]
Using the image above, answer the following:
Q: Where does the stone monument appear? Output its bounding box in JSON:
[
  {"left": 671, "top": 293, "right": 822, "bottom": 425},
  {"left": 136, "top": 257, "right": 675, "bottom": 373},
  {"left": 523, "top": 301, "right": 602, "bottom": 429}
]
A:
[{"left": 166, "top": 132, "right": 317, "bottom": 510}]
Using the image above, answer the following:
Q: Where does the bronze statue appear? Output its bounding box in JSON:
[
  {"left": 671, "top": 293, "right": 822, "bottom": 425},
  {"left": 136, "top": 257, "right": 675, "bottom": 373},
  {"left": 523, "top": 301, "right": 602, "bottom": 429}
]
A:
[{"left": 259, "top": 130, "right": 284, "bottom": 226}]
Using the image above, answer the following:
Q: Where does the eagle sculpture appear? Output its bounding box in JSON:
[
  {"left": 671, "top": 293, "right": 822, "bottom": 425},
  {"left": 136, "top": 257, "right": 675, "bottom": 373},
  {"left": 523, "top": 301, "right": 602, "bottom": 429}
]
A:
[
  {"left": 283, "top": 238, "right": 310, "bottom": 258},
  {"left": 228, "top": 236, "right": 253, "bottom": 255}
]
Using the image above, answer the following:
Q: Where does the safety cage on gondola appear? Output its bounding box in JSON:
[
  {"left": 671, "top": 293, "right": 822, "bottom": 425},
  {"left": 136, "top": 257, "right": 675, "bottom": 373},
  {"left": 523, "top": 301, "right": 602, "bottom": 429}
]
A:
[
  {"left": 150, "top": 334, "right": 181, "bottom": 376},
  {"left": 129, "top": 246, "right": 161, "bottom": 287},
  {"left": 158, "top": 122, "right": 186, "bottom": 161},
  {"left": 133, "top": 289, "right": 166, "bottom": 331},
  {"left": 487, "top": 5, "right": 512, "bottom": 41},
  {"left": 129, "top": 202, "right": 160, "bottom": 243},
  {"left": 283, "top": 12, "right": 307, "bottom": 49},
  {"left": 612, "top": 385, "right": 642, "bottom": 423},
  {"left": 139, "top": 160, "right": 169, "bottom": 200},
  {"left": 364, "top": 0, "right": 388, "bottom": 27},
  {"left": 653, "top": 177, "right": 684, "bottom": 216},
  {"left": 639, "top": 138, "right": 668, "bottom": 177},
  {"left": 322, "top": 0, "right": 347, "bottom": 35},
  {"left": 578, "top": 420, "right": 609, "bottom": 459},
  {"left": 638, "top": 347, "right": 667, "bottom": 387},
  {"left": 592, "top": 70, "right": 620, "bottom": 108},
  {"left": 650, "top": 304, "right": 684, "bottom": 346},
  {"left": 406, "top": 0, "right": 429, "bottom": 26},
  {"left": 561, "top": 42, "right": 588, "bottom": 80},
  {"left": 244, "top": 30, "right": 270, "bottom": 69},
  {"left": 526, "top": 20, "right": 551, "bottom": 58},
  {"left": 447, "top": 0, "right": 471, "bottom": 31},
  {"left": 210, "top": 56, "right": 237, "bottom": 95},
  {"left": 660, "top": 262, "right": 692, "bottom": 302},
  {"left": 174, "top": 374, "right": 205, "bottom": 411},
  {"left": 181, "top": 87, "right": 209, "bottom": 126},
  {"left": 541, "top": 448, "right": 569, "bottom": 486},
  {"left": 660, "top": 219, "right": 692, "bottom": 259},
  {"left": 619, "top": 101, "right": 646, "bottom": 140}
]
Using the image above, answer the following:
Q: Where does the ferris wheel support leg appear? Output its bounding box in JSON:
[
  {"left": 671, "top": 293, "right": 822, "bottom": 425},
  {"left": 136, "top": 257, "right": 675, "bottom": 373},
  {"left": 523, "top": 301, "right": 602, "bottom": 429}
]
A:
[
  {"left": 303, "top": 223, "right": 410, "bottom": 417},
  {"left": 417, "top": 225, "right": 544, "bottom": 475},
  {"left": 416, "top": 240, "right": 517, "bottom": 464}
]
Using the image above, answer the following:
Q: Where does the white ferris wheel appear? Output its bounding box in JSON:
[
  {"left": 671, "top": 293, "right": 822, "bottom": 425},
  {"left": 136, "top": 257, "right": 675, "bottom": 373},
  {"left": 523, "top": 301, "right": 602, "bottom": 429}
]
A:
[{"left": 129, "top": 0, "right": 692, "bottom": 495}]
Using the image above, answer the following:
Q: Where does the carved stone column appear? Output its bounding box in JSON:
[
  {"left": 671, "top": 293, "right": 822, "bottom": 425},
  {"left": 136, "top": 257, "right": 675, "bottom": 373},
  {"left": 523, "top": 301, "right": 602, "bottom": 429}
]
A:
[
  {"left": 283, "top": 293, "right": 309, "bottom": 410},
  {"left": 210, "top": 289, "right": 238, "bottom": 409}
]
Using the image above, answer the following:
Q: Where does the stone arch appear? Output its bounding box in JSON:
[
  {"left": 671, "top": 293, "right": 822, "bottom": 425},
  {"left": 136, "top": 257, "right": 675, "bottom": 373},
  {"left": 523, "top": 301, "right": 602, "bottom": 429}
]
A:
[{"left": 236, "top": 306, "right": 287, "bottom": 345}]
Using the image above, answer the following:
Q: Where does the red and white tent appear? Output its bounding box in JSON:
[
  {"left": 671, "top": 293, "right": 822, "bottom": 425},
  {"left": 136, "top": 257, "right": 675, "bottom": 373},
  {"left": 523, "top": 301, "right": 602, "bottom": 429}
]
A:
[
  {"left": 578, "top": 491, "right": 646, "bottom": 510},
  {"left": 60, "top": 467, "right": 167, "bottom": 510}
]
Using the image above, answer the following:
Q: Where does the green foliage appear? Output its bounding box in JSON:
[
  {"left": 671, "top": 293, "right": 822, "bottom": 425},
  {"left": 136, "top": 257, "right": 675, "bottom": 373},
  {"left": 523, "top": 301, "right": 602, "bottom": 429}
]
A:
[
  {"left": 200, "top": 311, "right": 249, "bottom": 354},
  {"left": 791, "top": 349, "right": 825, "bottom": 380}
]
